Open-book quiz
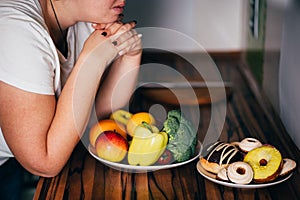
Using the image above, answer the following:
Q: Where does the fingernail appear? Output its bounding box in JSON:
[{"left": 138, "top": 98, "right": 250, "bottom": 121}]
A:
[
  {"left": 101, "top": 32, "right": 107, "bottom": 36},
  {"left": 112, "top": 41, "right": 118, "bottom": 46},
  {"left": 138, "top": 34, "right": 142, "bottom": 38},
  {"left": 118, "top": 14, "right": 124, "bottom": 21},
  {"left": 118, "top": 50, "right": 125, "bottom": 56}
]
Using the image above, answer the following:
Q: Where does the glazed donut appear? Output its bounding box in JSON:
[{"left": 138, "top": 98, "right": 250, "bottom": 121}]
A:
[
  {"left": 216, "top": 167, "right": 229, "bottom": 181},
  {"left": 279, "top": 158, "right": 297, "bottom": 176},
  {"left": 238, "top": 138, "right": 262, "bottom": 152},
  {"left": 244, "top": 145, "right": 283, "bottom": 183},
  {"left": 200, "top": 142, "right": 244, "bottom": 174},
  {"left": 227, "top": 161, "right": 253, "bottom": 184}
]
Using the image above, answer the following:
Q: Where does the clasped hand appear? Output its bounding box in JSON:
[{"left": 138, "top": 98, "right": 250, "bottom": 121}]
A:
[{"left": 82, "top": 21, "right": 142, "bottom": 64}]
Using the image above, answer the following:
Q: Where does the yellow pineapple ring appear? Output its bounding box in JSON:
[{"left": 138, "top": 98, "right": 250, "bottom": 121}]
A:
[{"left": 244, "top": 145, "right": 283, "bottom": 183}]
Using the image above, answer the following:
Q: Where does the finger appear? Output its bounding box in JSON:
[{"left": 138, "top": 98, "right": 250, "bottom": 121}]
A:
[
  {"left": 107, "top": 21, "right": 137, "bottom": 36},
  {"left": 101, "top": 22, "right": 116, "bottom": 31},
  {"left": 106, "top": 22, "right": 124, "bottom": 35},
  {"left": 125, "top": 21, "right": 137, "bottom": 30},
  {"left": 111, "top": 29, "right": 137, "bottom": 47},
  {"left": 91, "top": 23, "right": 107, "bottom": 30},
  {"left": 118, "top": 39, "right": 142, "bottom": 56},
  {"left": 117, "top": 33, "right": 142, "bottom": 56}
]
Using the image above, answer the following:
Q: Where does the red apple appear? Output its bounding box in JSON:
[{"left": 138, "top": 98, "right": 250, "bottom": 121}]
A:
[
  {"left": 95, "top": 131, "right": 129, "bottom": 162},
  {"left": 156, "top": 149, "right": 174, "bottom": 165}
]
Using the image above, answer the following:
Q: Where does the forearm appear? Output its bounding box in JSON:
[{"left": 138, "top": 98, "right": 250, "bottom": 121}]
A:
[
  {"left": 24, "top": 52, "right": 109, "bottom": 177},
  {"left": 95, "top": 54, "right": 141, "bottom": 118}
]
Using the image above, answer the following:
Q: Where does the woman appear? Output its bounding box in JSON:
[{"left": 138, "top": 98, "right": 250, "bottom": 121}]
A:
[{"left": 0, "top": 0, "right": 142, "bottom": 198}]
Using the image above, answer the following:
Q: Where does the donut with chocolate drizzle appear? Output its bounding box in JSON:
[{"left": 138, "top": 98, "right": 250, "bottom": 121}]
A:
[{"left": 200, "top": 142, "right": 244, "bottom": 174}]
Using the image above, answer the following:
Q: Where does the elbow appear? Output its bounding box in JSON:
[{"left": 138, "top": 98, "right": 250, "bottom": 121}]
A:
[
  {"left": 35, "top": 169, "right": 62, "bottom": 178},
  {"left": 24, "top": 161, "right": 66, "bottom": 178},
  {"left": 30, "top": 168, "right": 62, "bottom": 178}
]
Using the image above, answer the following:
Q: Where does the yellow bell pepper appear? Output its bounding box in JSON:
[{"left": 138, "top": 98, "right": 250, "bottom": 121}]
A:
[{"left": 128, "top": 122, "right": 168, "bottom": 166}]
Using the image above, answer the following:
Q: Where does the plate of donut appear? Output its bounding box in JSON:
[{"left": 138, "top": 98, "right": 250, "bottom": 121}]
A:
[
  {"left": 197, "top": 160, "right": 293, "bottom": 189},
  {"left": 196, "top": 138, "right": 296, "bottom": 188}
]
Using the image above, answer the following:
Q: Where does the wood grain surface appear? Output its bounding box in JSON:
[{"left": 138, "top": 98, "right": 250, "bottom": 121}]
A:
[{"left": 34, "top": 52, "right": 300, "bottom": 200}]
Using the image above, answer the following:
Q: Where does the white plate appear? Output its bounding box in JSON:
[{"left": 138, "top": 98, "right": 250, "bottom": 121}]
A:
[
  {"left": 196, "top": 161, "right": 293, "bottom": 189},
  {"left": 88, "top": 141, "right": 202, "bottom": 173}
]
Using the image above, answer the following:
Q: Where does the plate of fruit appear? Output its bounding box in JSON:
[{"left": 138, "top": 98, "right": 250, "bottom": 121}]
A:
[
  {"left": 88, "top": 109, "right": 202, "bottom": 172},
  {"left": 196, "top": 138, "right": 296, "bottom": 188}
]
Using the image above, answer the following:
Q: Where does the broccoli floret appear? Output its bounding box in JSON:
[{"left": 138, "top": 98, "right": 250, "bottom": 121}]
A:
[
  {"left": 162, "top": 115, "right": 179, "bottom": 141},
  {"left": 163, "top": 110, "right": 197, "bottom": 162}
]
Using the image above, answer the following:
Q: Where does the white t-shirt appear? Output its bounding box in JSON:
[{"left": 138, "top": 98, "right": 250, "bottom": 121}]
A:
[{"left": 0, "top": 0, "right": 93, "bottom": 165}]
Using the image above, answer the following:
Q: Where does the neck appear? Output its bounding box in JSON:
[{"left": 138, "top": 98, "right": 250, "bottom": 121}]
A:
[{"left": 39, "top": 0, "right": 68, "bottom": 57}]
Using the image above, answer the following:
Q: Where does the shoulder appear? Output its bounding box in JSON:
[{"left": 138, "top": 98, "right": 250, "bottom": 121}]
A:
[
  {"left": 0, "top": 0, "right": 58, "bottom": 95},
  {"left": 0, "top": 0, "right": 52, "bottom": 53},
  {"left": 0, "top": 0, "right": 49, "bottom": 40},
  {"left": 0, "top": 0, "right": 44, "bottom": 23}
]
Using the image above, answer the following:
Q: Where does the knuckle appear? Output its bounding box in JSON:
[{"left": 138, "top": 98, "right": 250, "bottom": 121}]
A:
[
  {"left": 120, "top": 26, "right": 128, "bottom": 31},
  {"left": 131, "top": 29, "right": 138, "bottom": 35}
]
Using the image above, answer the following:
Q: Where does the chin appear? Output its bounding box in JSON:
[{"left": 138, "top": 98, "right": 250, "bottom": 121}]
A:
[{"left": 102, "top": 16, "right": 120, "bottom": 24}]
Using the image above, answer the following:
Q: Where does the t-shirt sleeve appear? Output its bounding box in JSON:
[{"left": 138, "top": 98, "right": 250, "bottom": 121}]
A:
[{"left": 0, "top": 21, "right": 57, "bottom": 95}]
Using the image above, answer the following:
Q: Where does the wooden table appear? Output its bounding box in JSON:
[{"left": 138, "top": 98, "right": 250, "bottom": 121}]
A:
[{"left": 33, "top": 52, "right": 300, "bottom": 200}]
